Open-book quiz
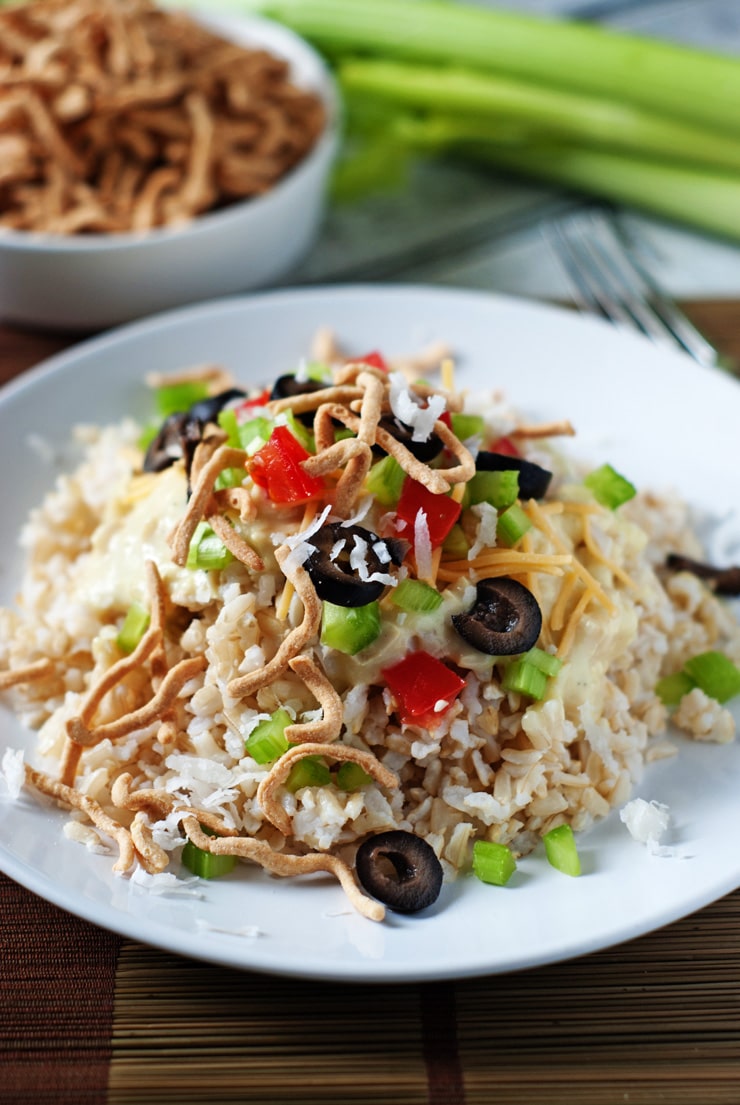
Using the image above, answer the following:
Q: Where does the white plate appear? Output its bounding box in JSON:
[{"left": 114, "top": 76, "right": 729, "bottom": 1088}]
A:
[{"left": 1, "top": 285, "right": 739, "bottom": 983}]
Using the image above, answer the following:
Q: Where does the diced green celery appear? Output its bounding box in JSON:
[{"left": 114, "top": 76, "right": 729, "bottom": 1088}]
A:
[
  {"left": 442, "top": 523, "right": 470, "bottom": 558},
  {"left": 285, "top": 755, "right": 331, "bottom": 792},
  {"left": 275, "top": 409, "right": 316, "bottom": 453},
  {"left": 472, "top": 840, "right": 517, "bottom": 886},
  {"left": 656, "top": 670, "right": 695, "bottom": 706},
  {"left": 138, "top": 422, "right": 159, "bottom": 451},
  {"left": 497, "top": 502, "right": 532, "bottom": 546},
  {"left": 501, "top": 658, "right": 548, "bottom": 700},
  {"left": 464, "top": 469, "right": 519, "bottom": 510},
  {"left": 186, "top": 521, "right": 233, "bottom": 571},
  {"left": 245, "top": 708, "right": 293, "bottom": 764},
  {"left": 116, "top": 602, "right": 150, "bottom": 655},
  {"left": 584, "top": 463, "right": 636, "bottom": 509},
  {"left": 155, "top": 380, "right": 210, "bottom": 418},
  {"left": 181, "top": 839, "right": 236, "bottom": 879},
  {"left": 217, "top": 407, "right": 240, "bottom": 447},
  {"left": 214, "top": 467, "right": 244, "bottom": 490},
  {"left": 321, "top": 600, "right": 381, "bottom": 654},
  {"left": 302, "top": 361, "right": 332, "bottom": 382},
  {"left": 523, "top": 647, "right": 563, "bottom": 678},
  {"left": 391, "top": 578, "right": 443, "bottom": 614},
  {"left": 238, "top": 415, "right": 273, "bottom": 453},
  {"left": 543, "top": 823, "right": 581, "bottom": 876},
  {"left": 683, "top": 651, "right": 740, "bottom": 704},
  {"left": 335, "top": 762, "right": 373, "bottom": 791},
  {"left": 451, "top": 412, "right": 485, "bottom": 440},
  {"left": 366, "top": 455, "right": 406, "bottom": 506}
]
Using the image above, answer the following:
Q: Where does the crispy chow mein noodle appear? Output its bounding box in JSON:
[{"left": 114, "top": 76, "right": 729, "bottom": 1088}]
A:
[{"left": 3, "top": 334, "right": 740, "bottom": 921}]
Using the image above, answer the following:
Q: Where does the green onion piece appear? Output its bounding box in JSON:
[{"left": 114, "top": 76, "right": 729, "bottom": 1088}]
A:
[
  {"left": 655, "top": 670, "right": 696, "bottom": 706},
  {"left": 335, "top": 762, "right": 373, "bottom": 791},
  {"left": 275, "top": 409, "right": 316, "bottom": 454},
  {"left": 497, "top": 502, "right": 532, "bottom": 546},
  {"left": 683, "top": 651, "right": 740, "bottom": 704},
  {"left": 245, "top": 708, "right": 293, "bottom": 764},
  {"left": 285, "top": 755, "right": 331, "bottom": 793},
  {"left": 116, "top": 601, "right": 151, "bottom": 655},
  {"left": 181, "top": 839, "right": 237, "bottom": 879},
  {"left": 543, "top": 823, "right": 581, "bottom": 877},
  {"left": 584, "top": 463, "right": 636, "bottom": 509},
  {"left": 523, "top": 647, "right": 563, "bottom": 678},
  {"left": 365, "top": 455, "right": 406, "bottom": 506},
  {"left": 472, "top": 840, "right": 517, "bottom": 886},
  {"left": 217, "top": 407, "right": 240, "bottom": 447},
  {"left": 501, "top": 658, "right": 548, "bottom": 701},
  {"left": 186, "top": 521, "right": 233, "bottom": 571},
  {"left": 451, "top": 412, "right": 485, "bottom": 440},
  {"left": 155, "top": 380, "right": 210, "bottom": 418},
  {"left": 442, "top": 523, "right": 470, "bottom": 558},
  {"left": 464, "top": 469, "right": 519, "bottom": 510},
  {"left": 321, "top": 600, "right": 381, "bottom": 655},
  {"left": 391, "top": 578, "right": 443, "bottom": 614}
]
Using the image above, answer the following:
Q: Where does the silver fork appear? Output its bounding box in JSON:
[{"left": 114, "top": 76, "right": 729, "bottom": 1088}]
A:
[{"left": 548, "top": 208, "right": 720, "bottom": 369}]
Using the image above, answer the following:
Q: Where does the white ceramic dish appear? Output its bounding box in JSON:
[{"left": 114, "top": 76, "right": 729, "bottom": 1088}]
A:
[
  {"left": 0, "top": 13, "right": 338, "bottom": 332},
  {"left": 1, "top": 285, "right": 739, "bottom": 983}
]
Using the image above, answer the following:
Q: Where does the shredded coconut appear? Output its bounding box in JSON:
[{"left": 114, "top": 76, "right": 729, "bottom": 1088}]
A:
[
  {"left": 0, "top": 748, "right": 24, "bottom": 799},
  {"left": 620, "top": 798, "right": 671, "bottom": 853},
  {"left": 389, "top": 372, "right": 446, "bottom": 442},
  {"left": 414, "top": 509, "right": 433, "bottom": 581}
]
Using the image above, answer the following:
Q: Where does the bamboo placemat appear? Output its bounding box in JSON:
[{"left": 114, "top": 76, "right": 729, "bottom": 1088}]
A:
[{"left": 4, "top": 869, "right": 740, "bottom": 1105}]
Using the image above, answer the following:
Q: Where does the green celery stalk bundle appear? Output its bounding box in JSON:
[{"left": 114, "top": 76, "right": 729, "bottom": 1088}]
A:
[{"left": 233, "top": 0, "right": 740, "bottom": 241}]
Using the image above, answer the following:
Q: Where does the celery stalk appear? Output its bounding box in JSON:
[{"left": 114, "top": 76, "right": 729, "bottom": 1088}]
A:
[
  {"left": 398, "top": 111, "right": 740, "bottom": 245},
  {"left": 244, "top": 0, "right": 740, "bottom": 139},
  {"left": 340, "top": 60, "right": 740, "bottom": 175}
]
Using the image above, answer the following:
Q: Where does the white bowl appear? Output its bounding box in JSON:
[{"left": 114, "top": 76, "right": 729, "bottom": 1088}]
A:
[{"left": 0, "top": 12, "right": 339, "bottom": 332}]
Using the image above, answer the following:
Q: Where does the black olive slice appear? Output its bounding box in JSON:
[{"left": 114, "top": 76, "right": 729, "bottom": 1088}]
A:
[
  {"left": 143, "top": 411, "right": 204, "bottom": 474},
  {"left": 475, "top": 451, "right": 552, "bottom": 500},
  {"left": 451, "top": 577, "right": 542, "bottom": 655},
  {"left": 355, "top": 830, "right": 443, "bottom": 914},
  {"left": 666, "top": 553, "right": 740, "bottom": 597},
  {"left": 305, "top": 523, "right": 395, "bottom": 607},
  {"left": 270, "top": 374, "right": 327, "bottom": 426},
  {"left": 373, "top": 414, "right": 444, "bottom": 463},
  {"left": 188, "top": 387, "right": 246, "bottom": 424}
]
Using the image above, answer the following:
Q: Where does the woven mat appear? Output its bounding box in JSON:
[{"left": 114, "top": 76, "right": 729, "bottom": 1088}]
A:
[{"left": 3, "top": 870, "right": 740, "bottom": 1105}]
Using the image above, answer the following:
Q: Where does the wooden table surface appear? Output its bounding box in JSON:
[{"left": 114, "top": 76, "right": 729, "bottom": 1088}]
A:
[{"left": 2, "top": 301, "right": 740, "bottom": 1105}]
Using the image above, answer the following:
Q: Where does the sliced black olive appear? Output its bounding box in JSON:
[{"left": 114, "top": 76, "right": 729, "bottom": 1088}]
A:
[
  {"left": 355, "top": 830, "right": 443, "bottom": 914},
  {"left": 270, "top": 374, "right": 326, "bottom": 426},
  {"left": 305, "top": 523, "right": 395, "bottom": 607},
  {"left": 143, "top": 411, "right": 204, "bottom": 474},
  {"left": 373, "top": 414, "right": 444, "bottom": 463},
  {"left": 666, "top": 553, "right": 740, "bottom": 597},
  {"left": 451, "top": 576, "right": 542, "bottom": 655},
  {"left": 475, "top": 451, "right": 552, "bottom": 500},
  {"left": 188, "top": 387, "right": 246, "bottom": 424}
]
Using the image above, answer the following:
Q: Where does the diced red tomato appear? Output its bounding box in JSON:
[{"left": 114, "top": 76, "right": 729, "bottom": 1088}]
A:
[
  {"left": 382, "top": 651, "right": 466, "bottom": 727},
  {"left": 439, "top": 411, "right": 453, "bottom": 430},
  {"left": 356, "top": 350, "right": 388, "bottom": 372},
  {"left": 396, "top": 477, "right": 461, "bottom": 549},
  {"left": 249, "top": 426, "right": 324, "bottom": 504},
  {"left": 492, "top": 435, "right": 520, "bottom": 457}
]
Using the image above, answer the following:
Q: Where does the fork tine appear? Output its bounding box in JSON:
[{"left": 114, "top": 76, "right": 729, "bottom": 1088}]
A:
[{"left": 548, "top": 210, "right": 719, "bottom": 368}]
